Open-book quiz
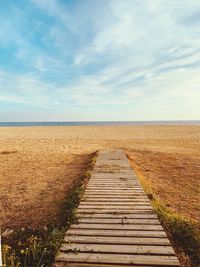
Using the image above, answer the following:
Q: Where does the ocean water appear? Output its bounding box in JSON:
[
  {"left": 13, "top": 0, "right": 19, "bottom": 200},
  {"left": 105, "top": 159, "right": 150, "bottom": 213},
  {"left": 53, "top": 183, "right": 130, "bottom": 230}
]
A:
[{"left": 0, "top": 121, "right": 200, "bottom": 127}]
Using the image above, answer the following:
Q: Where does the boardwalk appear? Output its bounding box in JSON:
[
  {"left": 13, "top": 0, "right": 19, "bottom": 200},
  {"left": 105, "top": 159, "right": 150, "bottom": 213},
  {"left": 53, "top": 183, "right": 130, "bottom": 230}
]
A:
[{"left": 54, "top": 150, "right": 180, "bottom": 267}]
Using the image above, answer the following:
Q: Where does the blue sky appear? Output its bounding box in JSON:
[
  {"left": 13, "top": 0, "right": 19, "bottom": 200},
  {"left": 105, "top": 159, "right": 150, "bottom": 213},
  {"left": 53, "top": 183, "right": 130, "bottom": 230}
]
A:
[{"left": 0, "top": 0, "right": 200, "bottom": 121}]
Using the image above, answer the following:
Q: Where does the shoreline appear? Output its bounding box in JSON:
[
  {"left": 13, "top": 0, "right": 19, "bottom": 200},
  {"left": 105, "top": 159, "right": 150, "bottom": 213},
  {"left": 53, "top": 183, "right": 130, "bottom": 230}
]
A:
[{"left": 0, "top": 120, "right": 200, "bottom": 127}]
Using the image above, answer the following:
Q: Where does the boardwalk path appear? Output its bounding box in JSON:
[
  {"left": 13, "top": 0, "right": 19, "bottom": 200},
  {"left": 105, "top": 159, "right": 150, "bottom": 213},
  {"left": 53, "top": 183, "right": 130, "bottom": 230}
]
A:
[{"left": 54, "top": 150, "right": 180, "bottom": 267}]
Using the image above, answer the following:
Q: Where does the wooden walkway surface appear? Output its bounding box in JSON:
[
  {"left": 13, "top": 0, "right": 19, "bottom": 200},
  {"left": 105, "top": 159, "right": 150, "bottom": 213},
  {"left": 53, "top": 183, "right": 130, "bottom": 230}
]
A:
[{"left": 54, "top": 150, "right": 180, "bottom": 267}]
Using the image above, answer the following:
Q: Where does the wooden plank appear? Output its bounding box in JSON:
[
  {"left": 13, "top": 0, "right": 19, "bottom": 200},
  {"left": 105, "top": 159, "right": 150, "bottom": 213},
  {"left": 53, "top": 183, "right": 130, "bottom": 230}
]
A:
[
  {"left": 56, "top": 253, "right": 180, "bottom": 266},
  {"left": 64, "top": 235, "right": 171, "bottom": 246},
  {"left": 80, "top": 201, "right": 150, "bottom": 204},
  {"left": 87, "top": 186, "right": 142, "bottom": 189},
  {"left": 94, "top": 172, "right": 134, "bottom": 174},
  {"left": 76, "top": 213, "right": 158, "bottom": 219},
  {"left": 67, "top": 229, "right": 166, "bottom": 238},
  {"left": 83, "top": 196, "right": 147, "bottom": 199},
  {"left": 86, "top": 190, "right": 145, "bottom": 193},
  {"left": 80, "top": 199, "right": 150, "bottom": 203},
  {"left": 60, "top": 243, "right": 175, "bottom": 255},
  {"left": 88, "top": 183, "right": 141, "bottom": 185},
  {"left": 79, "top": 203, "right": 152, "bottom": 209},
  {"left": 89, "top": 181, "right": 139, "bottom": 183},
  {"left": 53, "top": 263, "right": 157, "bottom": 267},
  {"left": 87, "top": 189, "right": 143, "bottom": 191},
  {"left": 88, "top": 185, "right": 141, "bottom": 187},
  {"left": 77, "top": 208, "right": 153, "bottom": 212},
  {"left": 89, "top": 182, "right": 140, "bottom": 185},
  {"left": 77, "top": 218, "right": 161, "bottom": 225},
  {"left": 81, "top": 200, "right": 149, "bottom": 203},
  {"left": 81, "top": 199, "right": 149, "bottom": 202},
  {"left": 89, "top": 180, "right": 140, "bottom": 182},
  {"left": 79, "top": 202, "right": 150, "bottom": 205},
  {"left": 76, "top": 211, "right": 154, "bottom": 215},
  {"left": 87, "top": 185, "right": 140, "bottom": 187},
  {"left": 71, "top": 223, "right": 163, "bottom": 231},
  {"left": 86, "top": 188, "right": 143, "bottom": 191},
  {"left": 88, "top": 181, "right": 140, "bottom": 184},
  {"left": 88, "top": 182, "right": 140, "bottom": 184},
  {"left": 77, "top": 208, "right": 153, "bottom": 213},
  {"left": 85, "top": 193, "right": 146, "bottom": 196},
  {"left": 82, "top": 196, "right": 149, "bottom": 200},
  {"left": 83, "top": 193, "right": 146, "bottom": 196},
  {"left": 79, "top": 203, "right": 151, "bottom": 207}
]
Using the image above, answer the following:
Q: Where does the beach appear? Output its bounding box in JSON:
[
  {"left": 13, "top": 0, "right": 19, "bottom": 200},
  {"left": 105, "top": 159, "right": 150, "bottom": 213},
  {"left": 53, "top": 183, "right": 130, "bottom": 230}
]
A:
[{"left": 0, "top": 125, "right": 200, "bottom": 230}]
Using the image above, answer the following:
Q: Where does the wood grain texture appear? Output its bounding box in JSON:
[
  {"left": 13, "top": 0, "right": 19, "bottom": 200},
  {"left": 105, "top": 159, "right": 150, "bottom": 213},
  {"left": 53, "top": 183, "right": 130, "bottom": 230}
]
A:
[
  {"left": 60, "top": 243, "right": 175, "bottom": 255},
  {"left": 56, "top": 253, "right": 180, "bottom": 266}
]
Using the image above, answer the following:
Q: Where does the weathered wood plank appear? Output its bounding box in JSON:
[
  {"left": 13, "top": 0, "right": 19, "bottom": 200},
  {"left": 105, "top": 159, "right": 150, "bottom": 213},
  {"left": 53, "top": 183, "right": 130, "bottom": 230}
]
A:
[
  {"left": 60, "top": 243, "right": 175, "bottom": 255},
  {"left": 56, "top": 253, "right": 180, "bottom": 266},
  {"left": 88, "top": 182, "right": 140, "bottom": 184},
  {"left": 88, "top": 182, "right": 139, "bottom": 184},
  {"left": 84, "top": 192, "right": 145, "bottom": 195},
  {"left": 76, "top": 213, "right": 158, "bottom": 219},
  {"left": 76, "top": 211, "right": 155, "bottom": 215},
  {"left": 77, "top": 218, "right": 161, "bottom": 225},
  {"left": 82, "top": 196, "right": 149, "bottom": 200},
  {"left": 79, "top": 202, "right": 150, "bottom": 205},
  {"left": 79, "top": 202, "right": 152, "bottom": 209},
  {"left": 81, "top": 199, "right": 149, "bottom": 202},
  {"left": 67, "top": 229, "right": 166, "bottom": 238},
  {"left": 81, "top": 200, "right": 150, "bottom": 203},
  {"left": 87, "top": 186, "right": 142, "bottom": 188},
  {"left": 88, "top": 183, "right": 140, "bottom": 185},
  {"left": 64, "top": 235, "right": 171, "bottom": 246},
  {"left": 82, "top": 194, "right": 147, "bottom": 197},
  {"left": 54, "top": 263, "right": 157, "bottom": 267},
  {"left": 76, "top": 209, "right": 153, "bottom": 214},
  {"left": 84, "top": 190, "right": 145, "bottom": 193},
  {"left": 71, "top": 223, "right": 163, "bottom": 231},
  {"left": 78, "top": 205, "right": 152, "bottom": 209}
]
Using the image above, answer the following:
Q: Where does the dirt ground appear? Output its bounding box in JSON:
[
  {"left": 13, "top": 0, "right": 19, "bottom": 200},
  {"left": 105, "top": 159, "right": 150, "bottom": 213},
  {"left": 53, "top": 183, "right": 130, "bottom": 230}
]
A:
[{"left": 0, "top": 125, "right": 200, "bottom": 230}]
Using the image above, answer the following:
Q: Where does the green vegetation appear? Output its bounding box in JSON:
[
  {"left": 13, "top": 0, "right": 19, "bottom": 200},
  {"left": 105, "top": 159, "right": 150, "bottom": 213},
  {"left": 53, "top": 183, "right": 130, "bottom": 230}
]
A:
[
  {"left": 139, "top": 173, "right": 200, "bottom": 267},
  {"left": 2, "top": 153, "right": 97, "bottom": 267},
  {"left": 153, "top": 199, "right": 200, "bottom": 266}
]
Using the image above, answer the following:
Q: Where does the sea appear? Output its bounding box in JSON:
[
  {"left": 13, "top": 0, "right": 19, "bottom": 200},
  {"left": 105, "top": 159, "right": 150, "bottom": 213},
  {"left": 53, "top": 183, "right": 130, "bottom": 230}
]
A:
[{"left": 0, "top": 121, "right": 200, "bottom": 127}]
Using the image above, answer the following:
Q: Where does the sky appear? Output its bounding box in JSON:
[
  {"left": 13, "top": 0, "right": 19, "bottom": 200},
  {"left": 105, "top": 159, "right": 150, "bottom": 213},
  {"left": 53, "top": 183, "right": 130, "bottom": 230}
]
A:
[{"left": 0, "top": 0, "right": 200, "bottom": 122}]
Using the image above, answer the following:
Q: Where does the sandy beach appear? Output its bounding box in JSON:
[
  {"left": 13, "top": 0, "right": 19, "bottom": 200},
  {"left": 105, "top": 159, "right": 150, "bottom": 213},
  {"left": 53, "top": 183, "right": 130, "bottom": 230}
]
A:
[{"left": 0, "top": 125, "right": 200, "bottom": 230}]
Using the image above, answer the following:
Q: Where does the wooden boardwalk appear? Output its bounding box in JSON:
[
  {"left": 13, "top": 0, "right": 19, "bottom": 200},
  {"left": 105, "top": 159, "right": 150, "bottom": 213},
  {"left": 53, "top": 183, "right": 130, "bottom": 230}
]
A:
[{"left": 54, "top": 150, "right": 180, "bottom": 267}]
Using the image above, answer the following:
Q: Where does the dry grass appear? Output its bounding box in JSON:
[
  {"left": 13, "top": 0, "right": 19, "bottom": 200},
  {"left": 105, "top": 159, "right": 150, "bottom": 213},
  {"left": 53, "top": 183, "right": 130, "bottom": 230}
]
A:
[
  {"left": 0, "top": 150, "right": 91, "bottom": 229},
  {"left": 126, "top": 149, "right": 200, "bottom": 223}
]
